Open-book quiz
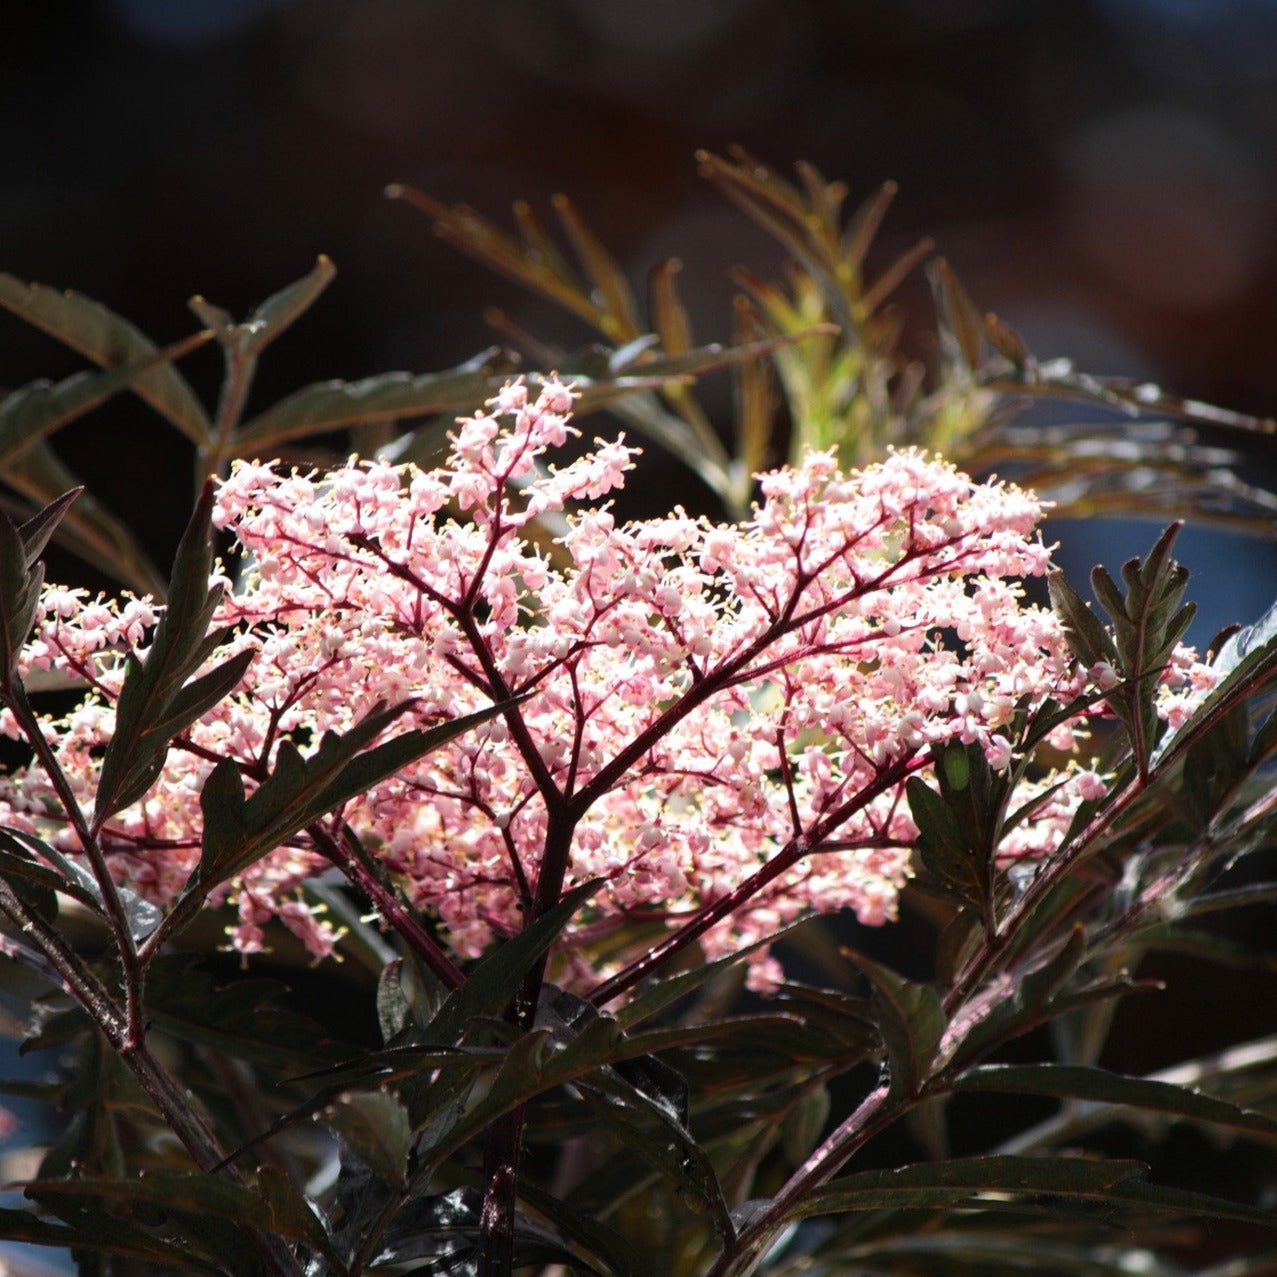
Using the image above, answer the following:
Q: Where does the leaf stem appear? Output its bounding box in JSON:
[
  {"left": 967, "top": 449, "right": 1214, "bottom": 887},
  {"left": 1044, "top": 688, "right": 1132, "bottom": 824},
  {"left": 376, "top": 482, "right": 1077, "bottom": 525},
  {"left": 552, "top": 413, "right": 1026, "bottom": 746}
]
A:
[
  {"left": 707, "top": 1083, "right": 899, "bottom": 1277},
  {"left": 310, "top": 822, "right": 466, "bottom": 990},
  {"left": 3, "top": 681, "right": 147, "bottom": 1045},
  {"left": 589, "top": 753, "right": 923, "bottom": 1005},
  {"left": 0, "top": 878, "right": 303, "bottom": 1277}
]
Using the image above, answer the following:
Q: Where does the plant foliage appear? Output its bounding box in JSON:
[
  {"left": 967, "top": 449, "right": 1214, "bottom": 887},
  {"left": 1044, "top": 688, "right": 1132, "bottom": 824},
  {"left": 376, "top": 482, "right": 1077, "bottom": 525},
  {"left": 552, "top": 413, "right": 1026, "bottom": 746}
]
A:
[{"left": 0, "top": 153, "right": 1273, "bottom": 1277}]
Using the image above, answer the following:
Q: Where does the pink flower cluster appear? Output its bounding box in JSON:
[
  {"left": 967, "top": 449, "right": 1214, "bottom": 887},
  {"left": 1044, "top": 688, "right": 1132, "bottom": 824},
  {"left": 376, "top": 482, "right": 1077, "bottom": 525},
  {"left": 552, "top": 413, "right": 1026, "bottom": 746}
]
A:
[{"left": 0, "top": 379, "right": 1163, "bottom": 985}]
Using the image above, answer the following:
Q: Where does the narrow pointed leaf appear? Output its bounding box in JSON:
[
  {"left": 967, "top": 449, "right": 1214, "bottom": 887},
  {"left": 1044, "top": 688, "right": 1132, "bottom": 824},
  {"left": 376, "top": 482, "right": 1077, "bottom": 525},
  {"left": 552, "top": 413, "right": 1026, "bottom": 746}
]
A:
[
  {"left": 0, "top": 274, "right": 212, "bottom": 444},
  {"left": 0, "top": 1205, "right": 224, "bottom": 1271},
  {"left": 233, "top": 348, "right": 519, "bottom": 450},
  {"left": 931, "top": 259, "right": 983, "bottom": 368},
  {"left": 427, "top": 879, "right": 603, "bottom": 1046},
  {"left": 93, "top": 482, "right": 226, "bottom": 822},
  {"left": 552, "top": 192, "right": 642, "bottom": 340},
  {"left": 845, "top": 949, "right": 945, "bottom": 1098},
  {"left": 2, "top": 438, "right": 165, "bottom": 593},
  {"left": 1048, "top": 571, "right": 1116, "bottom": 669},
  {"left": 0, "top": 512, "right": 44, "bottom": 689},
  {"left": 242, "top": 254, "right": 336, "bottom": 356},
  {"left": 0, "top": 331, "right": 212, "bottom": 465},
  {"left": 15, "top": 486, "right": 81, "bottom": 566},
  {"left": 325, "top": 1088, "right": 412, "bottom": 1188},
  {"left": 955, "top": 1062, "right": 1277, "bottom": 1139},
  {"left": 787, "top": 1155, "right": 1148, "bottom": 1220}
]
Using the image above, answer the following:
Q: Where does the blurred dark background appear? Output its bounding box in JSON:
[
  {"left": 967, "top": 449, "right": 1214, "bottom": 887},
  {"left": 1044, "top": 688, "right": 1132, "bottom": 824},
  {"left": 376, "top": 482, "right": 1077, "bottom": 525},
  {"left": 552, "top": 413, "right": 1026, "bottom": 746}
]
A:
[
  {"left": 6, "top": 0, "right": 1277, "bottom": 628},
  {"left": 3, "top": 0, "right": 1277, "bottom": 1251}
]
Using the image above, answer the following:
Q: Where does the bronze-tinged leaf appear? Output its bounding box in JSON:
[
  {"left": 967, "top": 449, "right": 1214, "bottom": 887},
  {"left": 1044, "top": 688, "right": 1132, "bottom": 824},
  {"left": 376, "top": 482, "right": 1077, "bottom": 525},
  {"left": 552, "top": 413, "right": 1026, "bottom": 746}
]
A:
[
  {"left": 233, "top": 348, "right": 519, "bottom": 451},
  {"left": 648, "top": 258, "right": 693, "bottom": 356},
  {"left": 552, "top": 192, "right": 643, "bottom": 342},
  {"left": 0, "top": 330, "right": 212, "bottom": 466},
  {"left": 984, "top": 310, "right": 1030, "bottom": 369},
  {"left": 844, "top": 948, "right": 946, "bottom": 1100},
  {"left": 2, "top": 438, "right": 166, "bottom": 594},
  {"left": 0, "top": 274, "right": 212, "bottom": 445},
  {"left": 931, "top": 258, "right": 983, "bottom": 369}
]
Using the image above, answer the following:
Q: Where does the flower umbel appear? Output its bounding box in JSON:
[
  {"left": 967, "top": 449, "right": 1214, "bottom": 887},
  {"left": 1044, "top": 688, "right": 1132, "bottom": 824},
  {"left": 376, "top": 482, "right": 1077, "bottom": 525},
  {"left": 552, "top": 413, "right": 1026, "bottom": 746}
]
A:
[{"left": 3, "top": 379, "right": 1127, "bottom": 985}]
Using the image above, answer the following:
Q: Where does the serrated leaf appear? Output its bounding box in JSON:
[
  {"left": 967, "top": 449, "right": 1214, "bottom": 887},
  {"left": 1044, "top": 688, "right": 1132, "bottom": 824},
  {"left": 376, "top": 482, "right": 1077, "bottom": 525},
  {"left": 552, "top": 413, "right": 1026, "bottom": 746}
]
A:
[
  {"left": 0, "top": 488, "right": 81, "bottom": 687},
  {"left": 178, "top": 699, "right": 517, "bottom": 953},
  {"left": 377, "top": 956, "right": 411, "bottom": 1045},
  {"left": 1083, "top": 525, "right": 1197, "bottom": 778},
  {"left": 1047, "top": 571, "right": 1116, "bottom": 669},
  {"left": 370, "top": 1187, "right": 604, "bottom": 1274},
  {"left": 15, "top": 485, "right": 81, "bottom": 565},
  {"left": 943, "top": 927, "right": 1086, "bottom": 1071},
  {"left": 1155, "top": 590, "right": 1277, "bottom": 770},
  {"left": 93, "top": 482, "right": 231, "bottom": 823},
  {"left": 610, "top": 923, "right": 800, "bottom": 1028},
  {"left": 780, "top": 1084, "right": 831, "bottom": 1164},
  {"left": 196, "top": 756, "right": 248, "bottom": 884},
  {"left": 21, "top": 1171, "right": 331, "bottom": 1255},
  {"left": 0, "top": 511, "right": 45, "bottom": 690},
  {"left": 255, "top": 1164, "right": 335, "bottom": 1260},
  {"left": 0, "top": 825, "right": 162, "bottom": 942},
  {"left": 233, "top": 348, "right": 519, "bottom": 451},
  {"left": 907, "top": 776, "right": 985, "bottom": 913},
  {"left": 516, "top": 1182, "right": 641, "bottom": 1277},
  {"left": 426, "top": 880, "right": 603, "bottom": 1047},
  {"left": 0, "top": 274, "right": 212, "bottom": 445}
]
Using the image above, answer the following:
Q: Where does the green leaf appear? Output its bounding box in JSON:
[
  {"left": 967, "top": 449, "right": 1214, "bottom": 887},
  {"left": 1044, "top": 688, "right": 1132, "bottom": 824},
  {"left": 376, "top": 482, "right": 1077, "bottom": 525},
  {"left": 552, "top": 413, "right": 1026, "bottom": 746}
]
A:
[
  {"left": 0, "top": 274, "right": 212, "bottom": 445},
  {"left": 844, "top": 949, "right": 946, "bottom": 1099},
  {"left": 955, "top": 1062, "right": 1277, "bottom": 1140},
  {"left": 233, "top": 347, "right": 519, "bottom": 451}
]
